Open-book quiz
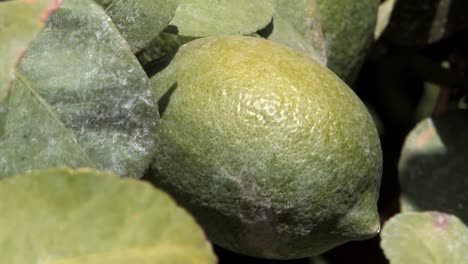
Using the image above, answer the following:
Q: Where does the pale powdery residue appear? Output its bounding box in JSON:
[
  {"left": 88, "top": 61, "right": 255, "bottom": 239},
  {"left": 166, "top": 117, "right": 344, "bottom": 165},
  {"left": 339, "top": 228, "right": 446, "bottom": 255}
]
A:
[
  {"left": 44, "top": 138, "right": 58, "bottom": 159},
  {"left": 217, "top": 166, "right": 272, "bottom": 223},
  {"left": 217, "top": 166, "right": 278, "bottom": 254},
  {"left": 122, "top": 98, "right": 135, "bottom": 110}
]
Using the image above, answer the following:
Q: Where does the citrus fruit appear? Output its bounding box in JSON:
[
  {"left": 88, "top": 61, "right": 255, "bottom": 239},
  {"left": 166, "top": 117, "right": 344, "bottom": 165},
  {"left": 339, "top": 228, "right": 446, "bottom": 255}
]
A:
[{"left": 149, "top": 36, "right": 382, "bottom": 259}]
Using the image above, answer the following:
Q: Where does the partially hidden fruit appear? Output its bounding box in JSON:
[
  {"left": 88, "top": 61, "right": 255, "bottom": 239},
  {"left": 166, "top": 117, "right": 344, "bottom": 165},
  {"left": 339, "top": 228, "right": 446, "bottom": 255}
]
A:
[{"left": 150, "top": 36, "right": 382, "bottom": 259}]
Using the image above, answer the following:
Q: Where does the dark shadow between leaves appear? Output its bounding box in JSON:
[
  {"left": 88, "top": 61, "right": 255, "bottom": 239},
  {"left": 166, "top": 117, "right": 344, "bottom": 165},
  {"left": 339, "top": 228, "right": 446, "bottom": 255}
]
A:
[
  {"left": 144, "top": 49, "right": 179, "bottom": 79},
  {"left": 447, "top": 0, "right": 468, "bottom": 36},
  {"left": 163, "top": 24, "right": 179, "bottom": 34},
  {"left": 386, "top": 0, "right": 438, "bottom": 44},
  {"left": 256, "top": 18, "right": 274, "bottom": 39},
  {"left": 386, "top": 0, "right": 468, "bottom": 44},
  {"left": 157, "top": 82, "right": 177, "bottom": 117},
  {"left": 139, "top": 25, "right": 181, "bottom": 77}
]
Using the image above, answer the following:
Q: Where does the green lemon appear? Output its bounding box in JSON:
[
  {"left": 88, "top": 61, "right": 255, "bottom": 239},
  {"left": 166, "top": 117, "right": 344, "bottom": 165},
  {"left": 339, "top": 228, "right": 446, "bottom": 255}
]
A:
[{"left": 150, "top": 36, "right": 382, "bottom": 259}]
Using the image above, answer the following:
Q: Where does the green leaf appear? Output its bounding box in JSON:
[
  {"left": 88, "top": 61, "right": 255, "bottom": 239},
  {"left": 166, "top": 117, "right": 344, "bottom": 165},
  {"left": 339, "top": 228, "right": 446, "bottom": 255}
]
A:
[
  {"left": 94, "top": 0, "right": 179, "bottom": 53},
  {"left": 384, "top": 0, "right": 468, "bottom": 46},
  {"left": 45, "top": 246, "right": 214, "bottom": 264},
  {"left": 0, "top": 167, "right": 216, "bottom": 264},
  {"left": 316, "top": 0, "right": 379, "bottom": 82},
  {"left": 374, "top": 0, "right": 396, "bottom": 39},
  {"left": 398, "top": 111, "right": 468, "bottom": 223},
  {"left": 381, "top": 212, "right": 468, "bottom": 264},
  {"left": 138, "top": 0, "right": 278, "bottom": 65},
  {"left": 0, "top": 0, "right": 158, "bottom": 178},
  {"left": 170, "top": 0, "right": 275, "bottom": 37},
  {"left": 0, "top": 0, "right": 61, "bottom": 104},
  {"left": 267, "top": 0, "right": 327, "bottom": 65}
]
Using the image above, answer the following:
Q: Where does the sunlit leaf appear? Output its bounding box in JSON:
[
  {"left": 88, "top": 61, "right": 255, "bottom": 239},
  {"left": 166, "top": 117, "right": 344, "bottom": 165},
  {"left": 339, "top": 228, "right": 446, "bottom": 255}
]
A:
[{"left": 0, "top": 167, "right": 216, "bottom": 264}]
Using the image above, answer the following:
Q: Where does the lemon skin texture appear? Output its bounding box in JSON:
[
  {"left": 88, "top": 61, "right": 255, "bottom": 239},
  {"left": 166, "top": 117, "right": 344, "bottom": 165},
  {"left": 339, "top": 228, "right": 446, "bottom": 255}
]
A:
[{"left": 150, "top": 36, "right": 382, "bottom": 259}]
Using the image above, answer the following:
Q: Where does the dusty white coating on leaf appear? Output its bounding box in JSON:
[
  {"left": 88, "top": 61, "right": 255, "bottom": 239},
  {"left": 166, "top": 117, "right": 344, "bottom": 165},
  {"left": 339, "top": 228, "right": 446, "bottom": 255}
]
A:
[{"left": 0, "top": 0, "right": 158, "bottom": 178}]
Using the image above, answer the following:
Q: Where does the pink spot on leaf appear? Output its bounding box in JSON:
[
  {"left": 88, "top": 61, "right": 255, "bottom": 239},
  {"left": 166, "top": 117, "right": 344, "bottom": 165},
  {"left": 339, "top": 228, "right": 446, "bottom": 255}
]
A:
[
  {"left": 433, "top": 212, "right": 449, "bottom": 229},
  {"left": 414, "top": 126, "right": 436, "bottom": 148}
]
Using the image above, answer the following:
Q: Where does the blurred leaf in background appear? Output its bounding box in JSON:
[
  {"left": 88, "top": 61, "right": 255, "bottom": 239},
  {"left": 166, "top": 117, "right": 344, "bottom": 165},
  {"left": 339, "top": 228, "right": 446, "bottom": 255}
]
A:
[
  {"left": 0, "top": 168, "right": 216, "bottom": 264},
  {"left": 398, "top": 111, "right": 468, "bottom": 223},
  {"left": 381, "top": 212, "right": 468, "bottom": 263},
  {"left": 383, "top": 0, "right": 468, "bottom": 46},
  {"left": 374, "top": 0, "right": 396, "bottom": 39}
]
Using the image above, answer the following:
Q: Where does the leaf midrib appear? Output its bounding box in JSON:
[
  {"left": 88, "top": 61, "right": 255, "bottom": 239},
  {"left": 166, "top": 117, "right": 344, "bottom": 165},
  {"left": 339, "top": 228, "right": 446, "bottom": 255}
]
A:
[
  {"left": 396, "top": 220, "right": 440, "bottom": 264},
  {"left": 15, "top": 70, "right": 95, "bottom": 167},
  {"left": 104, "top": 0, "right": 120, "bottom": 12}
]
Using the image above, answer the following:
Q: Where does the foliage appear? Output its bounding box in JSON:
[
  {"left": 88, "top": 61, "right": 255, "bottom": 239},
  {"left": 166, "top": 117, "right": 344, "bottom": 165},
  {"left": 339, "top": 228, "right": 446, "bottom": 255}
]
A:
[
  {"left": 1, "top": 0, "right": 468, "bottom": 263},
  {"left": 0, "top": 167, "right": 216, "bottom": 264},
  {"left": 0, "top": 0, "right": 158, "bottom": 178},
  {"left": 0, "top": 0, "right": 60, "bottom": 103},
  {"left": 381, "top": 212, "right": 468, "bottom": 264}
]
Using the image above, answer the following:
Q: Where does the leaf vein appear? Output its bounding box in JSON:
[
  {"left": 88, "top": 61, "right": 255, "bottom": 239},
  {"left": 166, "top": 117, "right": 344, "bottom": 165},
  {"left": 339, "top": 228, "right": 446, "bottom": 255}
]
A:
[{"left": 15, "top": 71, "right": 95, "bottom": 167}]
